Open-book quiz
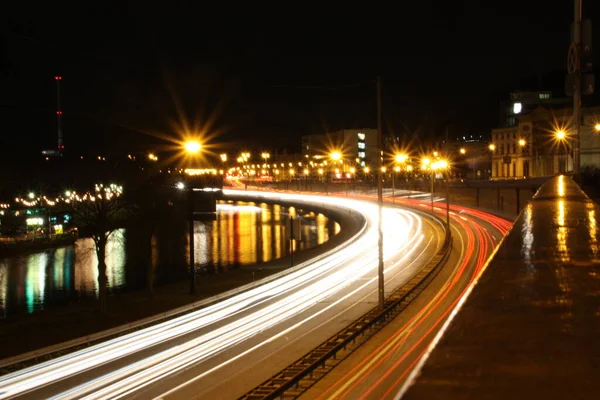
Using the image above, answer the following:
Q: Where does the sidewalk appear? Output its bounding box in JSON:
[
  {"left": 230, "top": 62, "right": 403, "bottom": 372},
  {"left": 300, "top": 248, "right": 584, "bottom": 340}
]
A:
[{"left": 0, "top": 203, "right": 365, "bottom": 360}]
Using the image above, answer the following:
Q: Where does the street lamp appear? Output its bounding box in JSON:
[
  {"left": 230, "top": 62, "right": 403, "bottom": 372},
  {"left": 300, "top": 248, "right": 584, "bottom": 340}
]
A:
[
  {"left": 184, "top": 141, "right": 201, "bottom": 154},
  {"left": 182, "top": 141, "right": 203, "bottom": 295},
  {"left": 459, "top": 148, "right": 466, "bottom": 155},
  {"left": 392, "top": 153, "right": 408, "bottom": 203},
  {"left": 489, "top": 144, "right": 496, "bottom": 151},
  {"left": 555, "top": 130, "right": 569, "bottom": 173},
  {"left": 518, "top": 139, "right": 526, "bottom": 147},
  {"left": 430, "top": 160, "right": 450, "bottom": 226},
  {"left": 595, "top": 124, "right": 600, "bottom": 132}
]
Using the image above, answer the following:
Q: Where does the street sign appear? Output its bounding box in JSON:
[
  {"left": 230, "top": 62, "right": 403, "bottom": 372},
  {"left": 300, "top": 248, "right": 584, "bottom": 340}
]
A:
[{"left": 571, "top": 19, "right": 592, "bottom": 71}]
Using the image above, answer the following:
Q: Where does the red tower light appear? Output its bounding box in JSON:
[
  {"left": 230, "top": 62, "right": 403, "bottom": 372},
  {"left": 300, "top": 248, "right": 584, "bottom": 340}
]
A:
[
  {"left": 55, "top": 76, "right": 62, "bottom": 80},
  {"left": 56, "top": 111, "right": 63, "bottom": 115}
]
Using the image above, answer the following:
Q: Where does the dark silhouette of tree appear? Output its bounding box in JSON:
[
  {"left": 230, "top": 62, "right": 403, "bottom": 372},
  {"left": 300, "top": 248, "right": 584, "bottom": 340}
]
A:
[
  {"left": 127, "top": 178, "right": 177, "bottom": 299},
  {"left": 66, "top": 184, "right": 126, "bottom": 312}
]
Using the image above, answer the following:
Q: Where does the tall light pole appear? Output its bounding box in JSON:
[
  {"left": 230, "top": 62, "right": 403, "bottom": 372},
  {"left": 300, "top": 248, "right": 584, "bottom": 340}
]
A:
[
  {"left": 54, "top": 76, "right": 64, "bottom": 153},
  {"left": 184, "top": 140, "right": 201, "bottom": 295},
  {"left": 572, "top": 0, "right": 582, "bottom": 177},
  {"left": 393, "top": 153, "right": 407, "bottom": 203},
  {"left": 377, "top": 76, "right": 384, "bottom": 310}
]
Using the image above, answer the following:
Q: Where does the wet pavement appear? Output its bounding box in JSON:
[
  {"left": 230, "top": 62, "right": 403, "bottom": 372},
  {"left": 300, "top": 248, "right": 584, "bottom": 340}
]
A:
[{"left": 402, "top": 175, "right": 600, "bottom": 399}]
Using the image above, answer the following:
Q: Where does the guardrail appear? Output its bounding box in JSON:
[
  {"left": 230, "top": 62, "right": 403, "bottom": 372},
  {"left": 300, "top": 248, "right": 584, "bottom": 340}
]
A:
[
  {"left": 239, "top": 211, "right": 452, "bottom": 400},
  {"left": 0, "top": 195, "right": 367, "bottom": 371}
]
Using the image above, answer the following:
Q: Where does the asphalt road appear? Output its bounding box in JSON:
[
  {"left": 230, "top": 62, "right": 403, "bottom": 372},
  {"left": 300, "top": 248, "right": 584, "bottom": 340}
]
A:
[
  {"left": 0, "top": 191, "right": 445, "bottom": 400},
  {"left": 299, "top": 197, "right": 512, "bottom": 400}
]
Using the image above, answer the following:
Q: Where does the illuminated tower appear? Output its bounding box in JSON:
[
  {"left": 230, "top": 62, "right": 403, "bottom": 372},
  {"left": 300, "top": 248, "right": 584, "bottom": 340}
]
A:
[{"left": 55, "top": 76, "right": 64, "bottom": 153}]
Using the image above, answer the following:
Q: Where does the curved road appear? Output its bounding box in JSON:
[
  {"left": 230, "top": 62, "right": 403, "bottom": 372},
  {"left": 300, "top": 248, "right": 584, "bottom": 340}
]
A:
[
  {"left": 299, "top": 194, "right": 512, "bottom": 400},
  {"left": 0, "top": 191, "right": 445, "bottom": 400}
]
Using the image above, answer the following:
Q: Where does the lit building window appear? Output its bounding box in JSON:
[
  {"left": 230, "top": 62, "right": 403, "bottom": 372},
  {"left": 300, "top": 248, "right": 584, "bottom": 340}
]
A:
[
  {"left": 358, "top": 151, "right": 366, "bottom": 158},
  {"left": 358, "top": 142, "right": 365, "bottom": 149},
  {"left": 357, "top": 133, "right": 365, "bottom": 140},
  {"left": 513, "top": 102, "right": 522, "bottom": 114}
]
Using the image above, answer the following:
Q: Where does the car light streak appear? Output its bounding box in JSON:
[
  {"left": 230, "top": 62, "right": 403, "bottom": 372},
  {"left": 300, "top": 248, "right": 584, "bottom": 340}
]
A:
[
  {"left": 312, "top": 196, "right": 509, "bottom": 400},
  {"left": 0, "top": 191, "right": 435, "bottom": 400},
  {"left": 154, "top": 235, "right": 436, "bottom": 400}
]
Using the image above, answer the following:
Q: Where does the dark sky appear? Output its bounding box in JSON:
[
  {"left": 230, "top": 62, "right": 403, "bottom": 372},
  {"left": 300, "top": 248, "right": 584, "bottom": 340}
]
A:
[{"left": 2, "top": 1, "right": 597, "bottom": 159}]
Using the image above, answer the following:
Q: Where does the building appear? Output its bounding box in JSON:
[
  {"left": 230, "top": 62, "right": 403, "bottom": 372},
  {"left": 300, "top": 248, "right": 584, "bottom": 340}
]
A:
[
  {"left": 500, "top": 89, "right": 570, "bottom": 128},
  {"left": 444, "top": 137, "right": 492, "bottom": 180},
  {"left": 301, "top": 129, "right": 378, "bottom": 168},
  {"left": 490, "top": 105, "right": 600, "bottom": 179}
]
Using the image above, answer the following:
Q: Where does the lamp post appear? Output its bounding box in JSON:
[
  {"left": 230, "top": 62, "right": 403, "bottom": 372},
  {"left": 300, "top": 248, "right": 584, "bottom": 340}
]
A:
[
  {"left": 488, "top": 144, "right": 496, "bottom": 178},
  {"left": 184, "top": 140, "right": 201, "bottom": 295},
  {"left": 393, "top": 154, "right": 407, "bottom": 204},
  {"left": 556, "top": 130, "right": 567, "bottom": 173},
  {"left": 429, "top": 159, "right": 450, "bottom": 226},
  {"left": 422, "top": 157, "right": 432, "bottom": 212},
  {"left": 518, "top": 139, "right": 526, "bottom": 178}
]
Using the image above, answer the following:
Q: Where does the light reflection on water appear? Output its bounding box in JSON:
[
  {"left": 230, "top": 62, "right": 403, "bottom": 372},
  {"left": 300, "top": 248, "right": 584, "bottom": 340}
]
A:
[{"left": 0, "top": 201, "right": 336, "bottom": 316}]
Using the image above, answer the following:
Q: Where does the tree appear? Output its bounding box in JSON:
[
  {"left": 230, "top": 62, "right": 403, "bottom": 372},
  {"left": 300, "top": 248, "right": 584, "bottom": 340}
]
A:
[
  {"left": 127, "top": 173, "right": 188, "bottom": 299},
  {"left": 67, "top": 183, "right": 126, "bottom": 312}
]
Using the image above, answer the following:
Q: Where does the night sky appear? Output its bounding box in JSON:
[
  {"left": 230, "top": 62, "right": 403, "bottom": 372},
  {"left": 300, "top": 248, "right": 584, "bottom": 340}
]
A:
[{"left": 2, "top": 1, "right": 598, "bottom": 160}]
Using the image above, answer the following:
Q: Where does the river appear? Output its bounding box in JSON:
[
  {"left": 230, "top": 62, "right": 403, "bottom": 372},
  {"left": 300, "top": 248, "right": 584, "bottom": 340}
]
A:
[{"left": 0, "top": 200, "right": 339, "bottom": 317}]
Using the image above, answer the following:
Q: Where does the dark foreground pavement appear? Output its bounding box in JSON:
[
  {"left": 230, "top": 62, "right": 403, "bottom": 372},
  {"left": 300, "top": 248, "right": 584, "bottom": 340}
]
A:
[{"left": 402, "top": 175, "right": 600, "bottom": 399}]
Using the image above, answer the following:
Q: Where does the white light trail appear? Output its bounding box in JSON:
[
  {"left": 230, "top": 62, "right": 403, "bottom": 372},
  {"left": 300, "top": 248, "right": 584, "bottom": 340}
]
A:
[{"left": 0, "top": 191, "right": 432, "bottom": 400}]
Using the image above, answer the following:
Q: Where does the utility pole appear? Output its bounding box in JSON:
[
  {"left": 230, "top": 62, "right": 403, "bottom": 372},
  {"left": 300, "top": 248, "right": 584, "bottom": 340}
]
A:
[
  {"left": 573, "top": 0, "right": 582, "bottom": 177},
  {"left": 377, "top": 76, "right": 384, "bottom": 310},
  {"left": 55, "top": 76, "right": 64, "bottom": 154}
]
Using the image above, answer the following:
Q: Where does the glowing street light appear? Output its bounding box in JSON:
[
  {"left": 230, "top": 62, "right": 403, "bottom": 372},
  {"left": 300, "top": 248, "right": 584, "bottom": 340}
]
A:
[
  {"left": 518, "top": 139, "right": 526, "bottom": 147},
  {"left": 459, "top": 148, "right": 466, "bottom": 154},
  {"left": 395, "top": 153, "right": 408, "bottom": 163},
  {"left": 330, "top": 151, "right": 342, "bottom": 161},
  {"left": 595, "top": 123, "right": 600, "bottom": 132},
  {"left": 220, "top": 153, "right": 227, "bottom": 162},
  {"left": 489, "top": 144, "right": 496, "bottom": 151},
  {"left": 184, "top": 141, "right": 201, "bottom": 154},
  {"left": 429, "top": 158, "right": 450, "bottom": 225},
  {"left": 28, "top": 192, "right": 35, "bottom": 199},
  {"left": 556, "top": 130, "right": 566, "bottom": 140}
]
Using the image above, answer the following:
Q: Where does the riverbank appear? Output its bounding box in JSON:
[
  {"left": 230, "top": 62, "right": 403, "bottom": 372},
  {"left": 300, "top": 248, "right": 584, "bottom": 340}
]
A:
[
  {"left": 0, "top": 199, "right": 365, "bottom": 361},
  {"left": 0, "top": 234, "right": 77, "bottom": 258}
]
